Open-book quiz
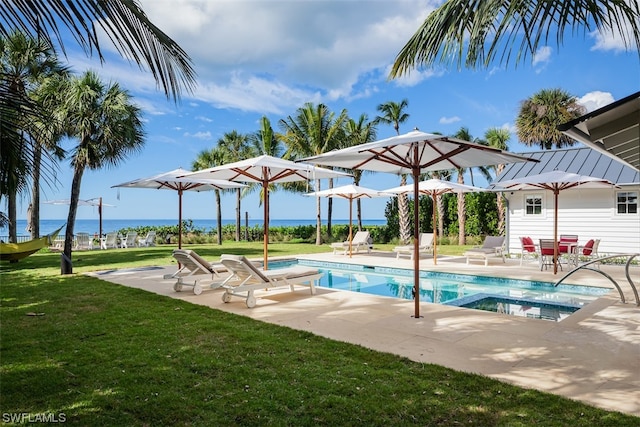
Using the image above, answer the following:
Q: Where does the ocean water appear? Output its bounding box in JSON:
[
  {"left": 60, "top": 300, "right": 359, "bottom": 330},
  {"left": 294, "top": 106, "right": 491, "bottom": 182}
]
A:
[{"left": 3, "top": 218, "right": 387, "bottom": 237}]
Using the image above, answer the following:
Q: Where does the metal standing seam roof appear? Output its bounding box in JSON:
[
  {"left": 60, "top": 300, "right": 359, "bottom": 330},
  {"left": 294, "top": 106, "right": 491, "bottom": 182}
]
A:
[{"left": 492, "top": 147, "right": 640, "bottom": 186}]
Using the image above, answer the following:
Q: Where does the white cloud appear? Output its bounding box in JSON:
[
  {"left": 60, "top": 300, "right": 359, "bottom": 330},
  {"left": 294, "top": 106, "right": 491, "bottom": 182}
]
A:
[
  {"left": 439, "top": 116, "right": 461, "bottom": 125},
  {"left": 577, "top": 91, "right": 615, "bottom": 112},
  {"left": 532, "top": 46, "right": 552, "bottom": 68},
  {"left": 195, "top": 116, "right": 213, "bottom": 123},
  {"left": 183, "top": 131, "right": 212, "bottom": 140}
]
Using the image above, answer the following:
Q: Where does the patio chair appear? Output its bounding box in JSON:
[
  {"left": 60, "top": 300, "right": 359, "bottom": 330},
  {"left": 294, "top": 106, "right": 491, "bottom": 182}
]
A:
[
  {"left": 330, "top": 230, "right": 371, "bottom": 255},
  {"left": 558, "top": 234, "right": 579, "bottom": 266},
  {"left": 218, "top": 254, "right": 323, "bottom": 308},
  {"left": 101, "top": 232, "right": 119, "bottom": 249},
  {"left": 539, "top": 239, "right": 562, "bottom": 271},
  {"left": 463, "top": 236, "right": 505, "bottom": 266},
  {"left": 393, "top": 233, "right": 434, "bottom": 260},
  {"left": 165, "top": 249, "right": 230, "bottom": 295},
  {"left": 75, "top": 232, "right": 93, "bottom": 250},
  {"left": 577, "top": 238, "right": 601, "bottom": 268},
  {"left": 138, "top": 230, "right": 156, "bottom": 247},
  {"left": 519, "top": 236, "right": 538, "bottom": 266},
  {"left": 122, "top": 231, "right": 138, "bottom": 248}
]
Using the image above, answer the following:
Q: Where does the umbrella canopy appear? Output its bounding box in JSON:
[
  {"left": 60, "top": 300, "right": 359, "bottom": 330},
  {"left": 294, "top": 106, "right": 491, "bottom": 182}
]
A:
[
  {"left": 491, "top": 170, "right": 618, "bottom": 274},
  {"left": 111, "top": 168, "right": 246, "bottom": 248},
  {"left": 383, "top": 179, "right": 486, "bottom": 264},
  {"left": 181, "top": 155, "right": 350, "bottom": 268},
  {"left": 44, "top": 197, "right": 115, "bottom": 238},
  {"left": 305, "top": 184, "right": 393, "bottom": 257},
  {"left": 302, "top": 129, "right": 537, "bottom": 318}
]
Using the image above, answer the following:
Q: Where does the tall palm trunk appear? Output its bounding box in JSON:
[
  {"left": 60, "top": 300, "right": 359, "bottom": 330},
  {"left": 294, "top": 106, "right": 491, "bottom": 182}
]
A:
[
  {"left": 62, "top": 164, "right": 84, "bottom": 274},
  {"left": 30, "top": 144, "right": 41, "bottom": 239},
  {"left": 215, "top": 189, "right": 222, "bottom": 245},
  {"left": 457, "top": 172, "right": 466, "bottom": 245},
  {"left": 437, "top": 196, "right": 445, "bottom": 240},
  {"left": 398, "top": 174, "right": 410, "bottom": 244},
  {"left": 495, "top": 164, "right": 506, "bottom": 235},
  {"left": 235, "top": 188, "right": 241, "bottom": 241},
  {"left": 8, "top": 192, "right": 17, "bottom": 243}
]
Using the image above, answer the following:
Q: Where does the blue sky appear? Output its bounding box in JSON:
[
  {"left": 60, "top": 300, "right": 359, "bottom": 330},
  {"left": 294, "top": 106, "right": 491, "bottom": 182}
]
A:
[{"left": 20, "top": 0, "right": 640, "bottom": 222}]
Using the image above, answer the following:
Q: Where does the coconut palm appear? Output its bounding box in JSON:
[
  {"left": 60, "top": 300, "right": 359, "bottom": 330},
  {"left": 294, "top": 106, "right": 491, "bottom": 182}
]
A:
[
  {"left": 59, "top": 71, "right": 145, "bottom": 274},
  {"left": 279, "top": 103, "right": 348, "bottom": 245},
  {"left": 516, "top": 88, "right": 585, "bottom": 149},
  {"left": 0, "top": 31, "right": 67, "bottom": 242},
  {"left": 484, "top": 127, "right": 511, "bottom": 235},
  {"left": 390, "top": 0, "right": 640, "bottom": 76},
  {"left": 2, "top": 0, "right": 196, "bottom": 101},
  {"left": 374, "top": 99, "right": 411, "bottom": 244},
  {"left": 344, "top": 114, "right": 378, "bottom": 230},
  {"left": 217, "top": 130, "right": 251, "bottom": 241},
  {"left": 192, "top": 147, "right": 227, "bottom": 245}
]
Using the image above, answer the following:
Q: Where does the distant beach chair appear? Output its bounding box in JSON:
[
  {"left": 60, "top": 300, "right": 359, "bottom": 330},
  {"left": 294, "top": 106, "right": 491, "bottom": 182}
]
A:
[
  {"left": 75, "top": 232, "right": 93, "bottom": 250},
  {"left": 122, "top": 232, "right": 138, "bottom": 248},
  {"left": 101, "top": 232, "right": 119, "bottom": 249},
  {"left": 393, "top": 233, "right": 434, "bottom": 260},
  {"left": 464, "top": 236, "right": 505, "bottom": 266},
  {"left": 330, "top": 230, "right": 371, "bottom": 255},
  {"left": 138, "top": 230, "right": 156, "bottom": 247}
]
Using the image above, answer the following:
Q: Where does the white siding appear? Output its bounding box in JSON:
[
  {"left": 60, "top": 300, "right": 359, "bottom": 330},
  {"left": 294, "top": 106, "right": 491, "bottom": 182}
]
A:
[{"left": 503, "top": 186, "right": 640, "bottom": 255}]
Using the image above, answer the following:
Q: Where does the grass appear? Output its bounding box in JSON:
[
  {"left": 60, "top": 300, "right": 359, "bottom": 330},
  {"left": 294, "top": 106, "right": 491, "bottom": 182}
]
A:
[{"left": 1, "top": 243, "right": 638, "bottom": 426}]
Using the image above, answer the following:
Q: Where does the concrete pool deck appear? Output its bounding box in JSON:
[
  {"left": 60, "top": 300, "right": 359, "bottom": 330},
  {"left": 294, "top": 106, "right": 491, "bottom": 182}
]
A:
[{"left": 89, "top": 251, "right": 640, "bottom": 417}]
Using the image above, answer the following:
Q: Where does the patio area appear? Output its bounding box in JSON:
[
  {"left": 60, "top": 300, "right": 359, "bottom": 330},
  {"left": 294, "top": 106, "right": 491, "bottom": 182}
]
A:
[{"left": 89, "top": 250, "right": 640, "bottom": 417}]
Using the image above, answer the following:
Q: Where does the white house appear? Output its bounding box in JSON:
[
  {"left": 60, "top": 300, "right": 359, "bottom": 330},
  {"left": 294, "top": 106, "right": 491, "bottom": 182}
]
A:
[{"left": 493, "top": 147, "right": 640, "bottom": 256}]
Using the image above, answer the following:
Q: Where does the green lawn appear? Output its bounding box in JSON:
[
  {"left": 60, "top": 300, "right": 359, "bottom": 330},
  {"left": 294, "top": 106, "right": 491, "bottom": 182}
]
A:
[{"left": 1, "top": 243, "right": 637, "bottom": 426}]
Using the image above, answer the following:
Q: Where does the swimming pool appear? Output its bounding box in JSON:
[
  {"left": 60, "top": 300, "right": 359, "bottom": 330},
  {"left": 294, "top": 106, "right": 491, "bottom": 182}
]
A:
[{"left": 270, "top": 259, "right": 611, "bottom": 321}]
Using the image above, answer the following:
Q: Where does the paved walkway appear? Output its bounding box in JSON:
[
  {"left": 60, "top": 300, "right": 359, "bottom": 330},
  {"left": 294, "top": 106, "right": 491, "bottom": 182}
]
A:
[{"left": 89, "top": 251, "right": 640, "bottom": 417}]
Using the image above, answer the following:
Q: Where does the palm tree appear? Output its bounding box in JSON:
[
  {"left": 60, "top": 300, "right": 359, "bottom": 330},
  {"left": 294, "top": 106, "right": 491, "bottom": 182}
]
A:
[
  {"left": 59, "top": 71, "right": 145, "bottom": 274},
  {"left": 0, "top": 31, "right": 66, "bottom": 242},
  {"left": 452, "top": 127, "right": 483, "bottom": 245},
  {"left": 192, "top": 148, "right": 227, "bottom": 245},
  {"left": 390, "top": 0, "right": 640, "bottom": 76},
  {"left": 375, "top": 99, "right": 410, "bottom": 244},
  {"left": 484, "top": 127, "right": 511, "bottom": 235},
  {"left": 217, "top": 131, "right": 251, "bottom": 241},
  {"left": 2, "top": 1, "right": 196, "bottom": 101},
  {"left": 516, "top": 88, "right": 586, "bottom": 149},
  {"left": 344, "top": 114, "right": 377, "bottom": 230},
  {"left": 279, "top": 103, "right": 348, "bottom": 244}
]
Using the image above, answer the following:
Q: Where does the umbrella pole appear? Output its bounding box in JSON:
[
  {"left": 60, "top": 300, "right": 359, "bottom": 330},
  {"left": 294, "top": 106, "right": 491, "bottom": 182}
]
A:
[
  {"left": 412, "top": 163, "right": 421, "bottom": 318},
  {"left": 263, "top": 175, "right": 269, "bottom": 269},
  {"left": 178, "top": 190, "right": 183, "bottom": 249},
  {"left": 349, "top": 198, "right": 353, "bottom": 257},
  {"left": 432, "top": 194, "right": 437, "bottom": 265},
  {"left": 553, "top": 190, "right": 559, "bottom": 274},
  {"left": 99, "top": 197, "right": 103, "bottom": 239}
]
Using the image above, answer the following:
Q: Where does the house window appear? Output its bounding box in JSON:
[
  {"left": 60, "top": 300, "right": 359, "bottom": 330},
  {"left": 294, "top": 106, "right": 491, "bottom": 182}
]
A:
[
  {"left": 617, "top": 191, "right": 638, "bottom": 214},
  {"left": 525, "top": 195, "right": 543, "bottom": 215}
]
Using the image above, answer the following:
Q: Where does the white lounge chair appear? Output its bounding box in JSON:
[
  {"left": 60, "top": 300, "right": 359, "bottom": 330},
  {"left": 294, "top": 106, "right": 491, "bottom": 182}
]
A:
[
  {"left": 101, "top": 232, "right": 119, "bottom": 249},
  {"left": 165, "top": 249, "right": 230, "bottom": 295},
  {"left": 138, "top": 230, "right": 156, "bottom": 247},
  {"left": 464, "top": 236, "right": 505, "bottom": 266},
  {"left": 121, "top": 231, "right": 138, "bottom": 248},
  {"left": 393, "top": 233, "right": 434, "bottom": 260},
  {"left": 75, "top": 232, "right": 93, "bottom": 250},
  {"left": 330, "top": 230, "right": 371, "bottom": 255},
  {"left": 218, "top": 254, "right": 323, "bottom": 308}
]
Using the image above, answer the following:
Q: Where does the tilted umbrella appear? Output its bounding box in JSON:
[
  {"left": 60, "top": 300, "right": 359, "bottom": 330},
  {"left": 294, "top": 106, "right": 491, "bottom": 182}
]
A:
[
  {"left": 302, "top": 128, "right": 537, "bottom": 318},
  {"left": 491, "top": 170, "right": 618, "bottom": 274},
  {"left": 181, "top": 155, "right": 350, "bottom": 268},
  {"left": 305, "top": 184, "right": 393, "bottom": 257},
  {"left": 44, "top": 197, "right": 115, "bottom": 238},
  {"left": 111, "top": 168, "right": 246, "bottom": 249},
  {"left": 383, "top": 179, "right": 486, "bottom": 264}
]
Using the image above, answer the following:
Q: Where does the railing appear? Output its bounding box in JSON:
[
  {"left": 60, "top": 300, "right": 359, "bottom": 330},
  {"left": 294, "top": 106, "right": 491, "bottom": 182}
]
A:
[
  {"left": 0, "top": 235, "right": 32, "bottom": 243},
  {"left": 554, "top": 253, "right": 640, "bottom": 306}
]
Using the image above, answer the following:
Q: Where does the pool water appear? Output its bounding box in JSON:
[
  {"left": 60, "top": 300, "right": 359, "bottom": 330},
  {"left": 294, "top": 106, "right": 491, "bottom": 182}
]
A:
[{"left": 270, "top": 259, "right": 610, "bottom": 321}]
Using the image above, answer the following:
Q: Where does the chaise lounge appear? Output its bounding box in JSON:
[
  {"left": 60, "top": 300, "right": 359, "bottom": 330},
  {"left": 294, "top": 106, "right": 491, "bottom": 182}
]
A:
[
  {"left": 165, "top": 249, "right": 230, "bottom": 295},
  {"left": 330, "top": 230, "right": 371, "bottom": 255},
  {"left": 218, "top": 254, "right": 323, "bottom": 308},
  {"left": 464, "top": 236, "right": 505, "bottom": 266},
  {"left": 393, "top": 233, "right": 434, "bottom": 260}
]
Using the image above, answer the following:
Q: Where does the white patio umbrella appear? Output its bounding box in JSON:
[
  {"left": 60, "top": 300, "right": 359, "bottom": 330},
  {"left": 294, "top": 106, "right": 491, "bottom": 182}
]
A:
[
  {"left": 181, "top": 155, "right": 350, "bottom": 268},
  {"left": 44, "top": 197, "right": 115, "bottom": 238},
  {"left": 305, "top": 184, "right": 394, "bottom": 257},
  {"left": 302, "top": 128, "right": 537, "bottom": 318},
  {"left": 383, "top": 179, "right": 486, "bottom": 264},
  {"left": 491, "top": 170, "right": 618, "bottom": 274},
  {"left": 111, "top": 168, "right": 246, "bottom": 249}
]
